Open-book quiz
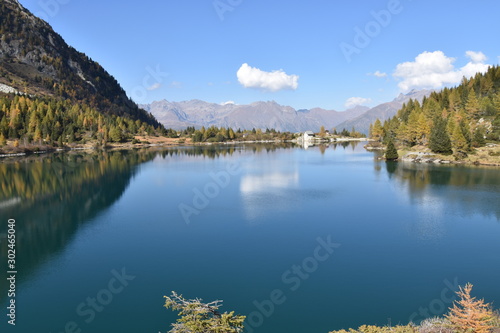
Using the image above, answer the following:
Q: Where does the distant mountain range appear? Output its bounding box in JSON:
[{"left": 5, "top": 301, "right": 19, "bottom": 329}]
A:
[{"left": 142, "top": 90, "right": 432, "bottom": 134}]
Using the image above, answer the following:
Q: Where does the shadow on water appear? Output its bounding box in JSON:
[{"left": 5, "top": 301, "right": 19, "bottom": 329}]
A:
[{"left": 0, "top": 149, "right": 159, "bottom": 303}]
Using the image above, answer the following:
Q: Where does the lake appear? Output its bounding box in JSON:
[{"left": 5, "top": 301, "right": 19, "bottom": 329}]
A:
[{"left": 1, "top": 143, "right": 499, "bottom": 333}]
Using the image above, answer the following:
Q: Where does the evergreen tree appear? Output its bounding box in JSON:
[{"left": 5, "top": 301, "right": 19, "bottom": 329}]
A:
[
  {"left": 429, "top": 117, "right": 453, "bottom": 155},
  {"left": 472, "top": 127, "right": 486, "bottom": 147},
  {"left": 341, "top": 128, "right": 350, "bottom": 137},
  {"left": 164, "top": 291, "right": 245, "bottom": 333},
  {"left": 192, "top": 131, "right": 203, "bottom": 142},
  {"left": 385, "top": 139, "right": 399, "bottom": 161}
]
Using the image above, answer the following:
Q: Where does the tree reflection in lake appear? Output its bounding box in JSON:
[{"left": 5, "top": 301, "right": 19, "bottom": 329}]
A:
[
  {"left": 384, "top": 161, "right": 500, "bottom": 240},
  {"left": 0, "top": 150, "right": 158, "bottom": 302}
]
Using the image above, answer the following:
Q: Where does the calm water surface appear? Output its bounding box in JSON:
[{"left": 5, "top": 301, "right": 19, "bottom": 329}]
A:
[{"left": 1, "top": 143, "right": 499, "bottom": 333}]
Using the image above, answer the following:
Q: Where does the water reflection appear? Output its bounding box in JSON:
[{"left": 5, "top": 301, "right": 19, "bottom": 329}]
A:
[
  {"left": 239, "top": 153, "right": 300, "bottom": 221},
  {"left": 385, "top": 161, "right": 500, "bottom": 239},
  {"left": 0, "top": 150, "right": 158, "bottom": 303},
  {"left": 154, "top": 143, "right": 297, "bottom": 160},
  {"left": 240, "top": 172, "right": 299, "bottom": 194}
]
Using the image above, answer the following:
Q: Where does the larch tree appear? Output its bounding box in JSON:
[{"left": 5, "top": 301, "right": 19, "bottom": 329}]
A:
[
  {"left": 445, "top": 283, "right": 494, "bottom": 333},
  {"left": 319, "top": 125, "right": 326, "bottom": 138},
  {"left": 452, "top": 124, "right": 468, "bottom": 152},
  {"left": 466, "top": 90, "right": 481, "bottom": 119},
  {"left": 371, "top": 119, "right": 384, "bottom": 141}
]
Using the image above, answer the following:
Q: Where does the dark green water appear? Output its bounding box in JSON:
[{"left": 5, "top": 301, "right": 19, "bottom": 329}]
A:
[{"left": 0, "top": 144, "right": 499, "bottom": 333}]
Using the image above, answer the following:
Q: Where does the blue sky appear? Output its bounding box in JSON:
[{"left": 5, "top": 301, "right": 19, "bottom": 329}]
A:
[{"left": 19, "top": 0, "right": 500, "bottom": 110}]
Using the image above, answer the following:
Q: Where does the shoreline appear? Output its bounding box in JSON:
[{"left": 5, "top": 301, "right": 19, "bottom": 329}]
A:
[
  {"left": 2, "top": 138, "right": 499, "bottom": 167},
  {"left": 365, "top": 143, "right": 500, "bottom": 167}
]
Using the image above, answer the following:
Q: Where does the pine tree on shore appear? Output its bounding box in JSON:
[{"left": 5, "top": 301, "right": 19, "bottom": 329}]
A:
[
  {"left": 429, "top": 117, "right": 453, "bottom": 155},
  {"left": 385, "top": 139, "right": 399, "bottom": 160}
]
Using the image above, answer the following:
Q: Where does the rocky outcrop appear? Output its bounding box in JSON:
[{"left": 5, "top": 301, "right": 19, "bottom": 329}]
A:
[{"left": 401, "top": 152, "right": 451, "bottom": 164}]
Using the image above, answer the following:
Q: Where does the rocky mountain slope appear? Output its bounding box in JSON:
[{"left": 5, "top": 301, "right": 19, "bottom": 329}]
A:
[{"left": 0, "top": 0, "right": 161, "bottom": 128}]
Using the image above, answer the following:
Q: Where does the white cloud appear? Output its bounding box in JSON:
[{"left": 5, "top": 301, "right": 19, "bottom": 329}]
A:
[
  {"left": 146, "top": 83, "right": 162, "bottom": 91},
  {"left": 221, "top": 101, "right": 235, "bottom": 105},
  {"left": 460, "top": 61, "right": 490, "bottom": 79},
  {"left": 237, "top": 63, "right": 299, "bottom": 92},
  {"left": 345, "top": 97, "right": 372, "bottom": 108},
  {"left": 465, "top": 51, "right": 487, "bottom": 63},
  {"left": 370, "top": 70, "right": 388, "bottom": 78},
  {"left": 393, "top": 51, "right": 491, "bottom": 91}
]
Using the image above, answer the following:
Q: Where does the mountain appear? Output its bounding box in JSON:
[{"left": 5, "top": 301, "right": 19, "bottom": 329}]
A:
[
  {"left": 143, "top": 100, "right": 370, "bottom": 132},
  {"left": 335, "top": 89, "right": 433, "bottom": 134},
  {"left": 0, "top": 0, "right": 161, "bottom": 128},
  {"left": 143, "top": 91, "right": 430, "bottom": 133}
]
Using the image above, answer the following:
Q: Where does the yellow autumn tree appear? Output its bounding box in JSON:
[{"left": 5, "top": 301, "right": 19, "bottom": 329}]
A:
[{"left": 445, "top": 283, "right": 494, "bottom": 333}]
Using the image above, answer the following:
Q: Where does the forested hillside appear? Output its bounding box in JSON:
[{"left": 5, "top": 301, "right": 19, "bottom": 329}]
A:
[
  {"left": 0, "top": 95, "right": 162, "bottom": 147},
  {"left": 0, "top": 0, "right": 164, "bottom": 149},
  {"left": 370, "top": 66, "right": 500, "bottom": 157}
]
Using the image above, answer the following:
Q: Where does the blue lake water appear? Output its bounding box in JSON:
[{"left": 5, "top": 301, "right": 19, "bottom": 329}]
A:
[{"left": 1, "top": 143, "right": 499, "bottom": 333}]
